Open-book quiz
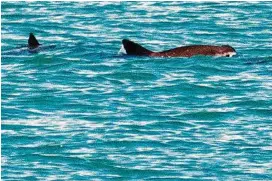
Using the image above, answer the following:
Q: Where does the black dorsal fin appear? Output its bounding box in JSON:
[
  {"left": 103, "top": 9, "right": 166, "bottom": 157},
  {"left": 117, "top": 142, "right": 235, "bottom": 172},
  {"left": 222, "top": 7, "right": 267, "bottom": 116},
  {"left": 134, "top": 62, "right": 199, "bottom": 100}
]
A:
[
  {"left": 122, "top": 39, "right": 153, "bottom": 56},
  {"left": 28, "top": 33, "right": 40, "bottom": 48}
]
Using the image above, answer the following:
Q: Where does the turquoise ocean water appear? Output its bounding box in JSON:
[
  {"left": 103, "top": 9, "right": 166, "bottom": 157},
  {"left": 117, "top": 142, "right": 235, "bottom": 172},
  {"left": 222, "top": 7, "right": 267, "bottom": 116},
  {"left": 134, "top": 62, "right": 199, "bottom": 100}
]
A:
[{"left": 1, "top": 2, "right": 272, "bottom": 180}]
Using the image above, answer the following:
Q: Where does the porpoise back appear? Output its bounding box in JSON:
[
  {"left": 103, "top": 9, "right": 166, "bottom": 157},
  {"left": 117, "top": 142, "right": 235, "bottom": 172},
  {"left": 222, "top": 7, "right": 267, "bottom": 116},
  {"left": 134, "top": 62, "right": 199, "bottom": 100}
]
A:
[{"left": 121, "top": 39, "right": 236, "bottom": 57}]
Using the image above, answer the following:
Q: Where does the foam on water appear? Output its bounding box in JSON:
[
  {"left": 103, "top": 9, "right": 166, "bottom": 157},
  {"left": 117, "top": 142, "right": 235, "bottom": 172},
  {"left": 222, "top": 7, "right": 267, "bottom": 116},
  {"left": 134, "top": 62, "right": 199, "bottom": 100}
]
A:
[{"left": 118, "top": 44, "right": 127, "bottom": 55}]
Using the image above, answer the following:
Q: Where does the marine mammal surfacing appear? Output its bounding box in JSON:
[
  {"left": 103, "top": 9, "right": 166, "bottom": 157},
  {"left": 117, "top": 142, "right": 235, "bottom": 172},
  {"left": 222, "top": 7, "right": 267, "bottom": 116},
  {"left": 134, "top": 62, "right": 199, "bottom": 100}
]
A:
[
  {"left": 28, "top": 33, "right": 41, "bottom": 49},
  {"left": 27, "top": 33, "right": 56, "bottom": 53},
  {"left": 121, "top": 39, "right": 236, "bottom": 57}
]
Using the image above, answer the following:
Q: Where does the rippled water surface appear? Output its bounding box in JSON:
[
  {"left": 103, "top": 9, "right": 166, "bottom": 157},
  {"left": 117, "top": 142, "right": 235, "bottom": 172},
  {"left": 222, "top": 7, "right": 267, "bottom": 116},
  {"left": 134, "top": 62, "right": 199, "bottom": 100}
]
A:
[{"left": 2, "top": 2, "right": 272, "bottom": 180}]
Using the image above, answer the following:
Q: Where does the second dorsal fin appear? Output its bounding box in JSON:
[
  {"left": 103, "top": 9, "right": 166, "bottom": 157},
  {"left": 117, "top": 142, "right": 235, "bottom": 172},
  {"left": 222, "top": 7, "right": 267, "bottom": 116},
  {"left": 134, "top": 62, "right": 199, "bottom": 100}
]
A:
[{"left": 28, "top": 33, "right": 40, "bottom": 48}]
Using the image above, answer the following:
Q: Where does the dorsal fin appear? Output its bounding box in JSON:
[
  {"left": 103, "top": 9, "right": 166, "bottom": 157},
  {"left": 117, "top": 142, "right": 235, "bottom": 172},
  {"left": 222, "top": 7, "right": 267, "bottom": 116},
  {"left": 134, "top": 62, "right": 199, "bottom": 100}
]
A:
[
  {"left": 122, "top": 39, "right": 153, "bottom": 56},
  {"left": 28, "top": 33, "right": 40, "bottom": 48}
]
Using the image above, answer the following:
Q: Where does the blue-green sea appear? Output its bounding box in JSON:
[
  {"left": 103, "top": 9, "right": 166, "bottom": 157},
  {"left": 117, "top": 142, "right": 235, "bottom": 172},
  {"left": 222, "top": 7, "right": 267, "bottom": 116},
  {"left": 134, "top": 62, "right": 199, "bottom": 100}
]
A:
[{"left": 1, "top": 2, "right": 272, "bottom": 180}]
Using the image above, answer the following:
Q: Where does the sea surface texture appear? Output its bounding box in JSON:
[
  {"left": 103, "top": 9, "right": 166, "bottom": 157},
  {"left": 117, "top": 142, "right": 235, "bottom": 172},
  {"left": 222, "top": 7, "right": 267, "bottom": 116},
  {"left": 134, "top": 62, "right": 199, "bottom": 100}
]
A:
[{"left": 1, "top": 2, "right": 272, "bottom": 180}]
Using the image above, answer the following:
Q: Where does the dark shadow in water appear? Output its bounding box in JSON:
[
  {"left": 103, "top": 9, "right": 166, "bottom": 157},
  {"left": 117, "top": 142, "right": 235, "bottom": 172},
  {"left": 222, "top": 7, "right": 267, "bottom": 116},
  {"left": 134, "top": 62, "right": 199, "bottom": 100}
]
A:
[
  {"left": 244, "top": 56, "right": 272, "bottom": 65},
  {"left": 2, "top": 44, "right": 57, "bottom": 57},
  {"left": 21, "top": 54, "right": 73, "bottom": 72}
]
